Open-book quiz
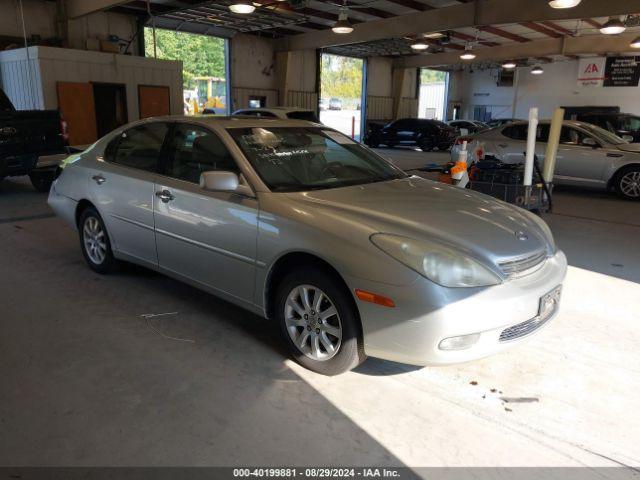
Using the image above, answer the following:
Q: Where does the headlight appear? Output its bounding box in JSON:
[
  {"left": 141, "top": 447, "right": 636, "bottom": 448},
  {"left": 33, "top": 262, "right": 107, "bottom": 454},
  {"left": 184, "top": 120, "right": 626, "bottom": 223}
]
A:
[{"left": 371, "top": 234, "right": 501, "bottom": 288}]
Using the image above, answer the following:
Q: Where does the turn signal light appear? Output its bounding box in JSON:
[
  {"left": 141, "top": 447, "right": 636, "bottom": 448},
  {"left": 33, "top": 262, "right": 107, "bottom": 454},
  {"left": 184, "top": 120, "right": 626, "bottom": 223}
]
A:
[{"left": 355, "top": 289, "right": 395, "bottom": 308}]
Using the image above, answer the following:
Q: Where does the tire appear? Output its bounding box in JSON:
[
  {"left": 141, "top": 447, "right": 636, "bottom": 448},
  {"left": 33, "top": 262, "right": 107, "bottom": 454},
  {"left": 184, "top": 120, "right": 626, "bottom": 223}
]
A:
[
  {"left": 275, "top": 267, "right": 365, "bottom": 375},
  {"left": 29, "top": 171, "right": 55, "bottom": 193},
  {"left": 366, "top": 137, "right": 380, "bottom": 148},
  {"left": 615, "top": 166, "right": 640, "bottom": 200},
  {"left": 78, "top": 206, "right": 118, "bottom": 274},
  {"left": 418, "top": 138, "right": 434, "bottom": 152}
]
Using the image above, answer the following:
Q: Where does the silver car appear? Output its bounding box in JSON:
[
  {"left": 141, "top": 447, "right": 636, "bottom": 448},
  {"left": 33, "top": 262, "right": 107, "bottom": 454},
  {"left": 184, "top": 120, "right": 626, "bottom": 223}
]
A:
[
  {"left": 49, "top": 116, "right": 567, "bottom": 375},
  {"left": 451, "top": 120, "right": 640, "bottom": 200}
]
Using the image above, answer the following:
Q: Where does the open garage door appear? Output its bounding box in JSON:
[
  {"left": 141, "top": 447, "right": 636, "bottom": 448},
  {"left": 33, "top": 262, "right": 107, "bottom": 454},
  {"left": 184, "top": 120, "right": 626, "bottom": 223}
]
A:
[
  {"left": 144, "top": 28, "right": 229, "bottom": 115},
  {"left": 320, "top": 53, "right": 365, "bottom": 140}
]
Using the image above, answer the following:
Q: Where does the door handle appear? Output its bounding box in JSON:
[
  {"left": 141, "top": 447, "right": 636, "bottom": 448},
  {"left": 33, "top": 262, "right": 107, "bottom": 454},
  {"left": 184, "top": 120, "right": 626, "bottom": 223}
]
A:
[
  {"left": 91, "top": 174, "right": 106, "bottom": 185},
  {"left": 155, "top": 189, "right": 175, "bottom": 203}
]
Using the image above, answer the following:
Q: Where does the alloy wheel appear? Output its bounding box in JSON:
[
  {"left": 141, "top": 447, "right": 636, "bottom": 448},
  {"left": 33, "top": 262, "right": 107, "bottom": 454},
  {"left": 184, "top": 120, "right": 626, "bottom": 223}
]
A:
[
  {"left": 83, "top": 216, "right": 107, "bottom": 264},
  {"left": 284, "top": 284, "right": 342, "bottom": 361},
  {"left": 620, "top": 171, "right": 640, "bottom": 198}
]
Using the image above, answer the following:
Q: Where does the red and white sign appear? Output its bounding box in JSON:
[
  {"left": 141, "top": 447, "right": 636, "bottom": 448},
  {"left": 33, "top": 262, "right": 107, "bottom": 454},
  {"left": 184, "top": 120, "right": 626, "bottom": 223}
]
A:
[{"left": 577, "top": 57, "right": 606, "bottom": 87}]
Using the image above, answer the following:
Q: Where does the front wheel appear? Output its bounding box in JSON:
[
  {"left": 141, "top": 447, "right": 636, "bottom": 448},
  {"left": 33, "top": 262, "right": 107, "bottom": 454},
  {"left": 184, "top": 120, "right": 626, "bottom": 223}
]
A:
[
  {"left": 78, "top": 207, "right": 118, "bottom": 273},
  {"left": 615, "top": 166, "right": 640, "bottom": 200},
  {"left": 275, "top": 268, "right": 365, "bottom": 375}
]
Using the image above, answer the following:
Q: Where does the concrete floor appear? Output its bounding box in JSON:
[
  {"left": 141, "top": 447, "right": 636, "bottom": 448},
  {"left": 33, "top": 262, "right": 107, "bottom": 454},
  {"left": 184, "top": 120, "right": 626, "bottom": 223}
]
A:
[{"left": 1, "top": 154, "right": 639, "bottom": 469}]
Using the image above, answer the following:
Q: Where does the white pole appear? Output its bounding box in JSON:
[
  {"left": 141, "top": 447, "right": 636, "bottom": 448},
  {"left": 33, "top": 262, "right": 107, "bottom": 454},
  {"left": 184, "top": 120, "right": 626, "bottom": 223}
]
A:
[
  {"left": 523, "top": 107, "right": 538, "bottom": 187},
  {"left": 543, "top": 107, "right": 564, "bottom": 183}
]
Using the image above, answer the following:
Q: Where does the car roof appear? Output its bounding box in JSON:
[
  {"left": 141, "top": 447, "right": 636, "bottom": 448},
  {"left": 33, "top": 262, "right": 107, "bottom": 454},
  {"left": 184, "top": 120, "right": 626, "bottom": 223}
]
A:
[
  {"left": 133, "top": 114, "right": 322, "bottom": 129},
  {"left": 501, "top": 119, "right": 592, "bottom": 128},
  {"left": 234, "top": 107, "right": 312, "bottom": 113}
]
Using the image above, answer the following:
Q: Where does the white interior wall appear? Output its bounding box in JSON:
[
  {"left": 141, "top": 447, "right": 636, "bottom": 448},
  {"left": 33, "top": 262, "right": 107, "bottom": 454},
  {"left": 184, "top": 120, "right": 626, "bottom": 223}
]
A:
[
  {"left": 459, "top": 59, "right": 640, "bottom": 120},
  {"left": 367, "top": 57, "right": 393, "bottom": 97}
]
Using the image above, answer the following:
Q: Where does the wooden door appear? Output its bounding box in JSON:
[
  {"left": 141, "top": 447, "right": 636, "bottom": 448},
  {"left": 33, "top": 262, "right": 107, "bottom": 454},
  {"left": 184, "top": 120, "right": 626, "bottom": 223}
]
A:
[
  {"left": 138, "top": 85, "right": 171, "bottom": 119},
  {"left": 57, "top": 82, "right": 98, "bottom": 146}
]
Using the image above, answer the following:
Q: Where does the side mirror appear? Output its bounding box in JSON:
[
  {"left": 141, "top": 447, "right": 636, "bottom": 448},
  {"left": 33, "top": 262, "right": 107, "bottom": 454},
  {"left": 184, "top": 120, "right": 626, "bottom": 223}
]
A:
[
  {"left": 200, "top": 170, "right": 239, "bottom": 192},
  {"left": 622, "top": 134, "right": 634, "bottom": 142},
  {"left": 581, "top": 137, "right": 598, "bottom": 148},
  {"left": 200, "top": 171, "right": 254, "bottom": 196}
]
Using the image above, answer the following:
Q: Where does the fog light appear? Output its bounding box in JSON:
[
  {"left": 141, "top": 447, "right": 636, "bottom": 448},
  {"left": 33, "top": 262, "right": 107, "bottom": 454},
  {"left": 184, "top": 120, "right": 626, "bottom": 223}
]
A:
[{"left": 438, "top": 333, "right": 480, "bottom": 351}]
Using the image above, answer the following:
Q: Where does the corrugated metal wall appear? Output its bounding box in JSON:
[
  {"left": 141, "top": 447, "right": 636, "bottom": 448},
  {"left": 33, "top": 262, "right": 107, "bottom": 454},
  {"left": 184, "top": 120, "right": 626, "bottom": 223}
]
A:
[
  {"left": 232, "top": 87, "right": 278, "bottom": 110},
  {"left": 418, "top": 82, "right": 446, "bottom": 120},
  {"left": 286, "top": 90, "right": 318, "bottom": 110},
  {"left": 0, "top": 47, "right": 44, "bottom": 110},
  {"left": 366, "top": 96, "right": 418, "bottom": 120}
]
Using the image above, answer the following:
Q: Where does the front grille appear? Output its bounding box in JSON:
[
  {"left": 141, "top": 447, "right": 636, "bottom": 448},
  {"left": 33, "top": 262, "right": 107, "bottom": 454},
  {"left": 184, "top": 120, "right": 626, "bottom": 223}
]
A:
[
  {"left": 498, "top": 250, "right": 547, "bottom": 279},
  {"left": 499, "top": 315, "right": 550, "bottom": 342}
]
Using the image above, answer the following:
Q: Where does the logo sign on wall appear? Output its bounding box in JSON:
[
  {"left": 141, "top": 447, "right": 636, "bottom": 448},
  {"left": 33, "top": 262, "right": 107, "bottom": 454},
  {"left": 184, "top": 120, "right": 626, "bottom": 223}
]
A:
[
  {"left": 604, "top": 56, "right": 640, "bottom": 87},
  {"left": 577, "top": 57, "right": 606, "bottom": 87}
]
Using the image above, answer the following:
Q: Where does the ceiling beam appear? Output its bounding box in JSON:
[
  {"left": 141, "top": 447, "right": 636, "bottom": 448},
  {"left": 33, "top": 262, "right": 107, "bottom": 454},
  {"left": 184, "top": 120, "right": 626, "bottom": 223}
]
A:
[
  {"left": 477, "top": 25, "right": 529, "bottom": 43},
  {"left": 450, "top": 31, "right": 500, "bottom": 47},
  {"left": 275, "top": 0, "right": 640, "bottom": 51},
  {"left": 518, "top": 21, "right": 563, "bottom": 38},
  {"left": 396, "top": 32, "right": 640, "bottom": 68},
  {"left": 540, "top": 20, "right": 575, "bottom": 36},
  {"left": 67, "top": 0, "right": 129, "bottom": 18}
]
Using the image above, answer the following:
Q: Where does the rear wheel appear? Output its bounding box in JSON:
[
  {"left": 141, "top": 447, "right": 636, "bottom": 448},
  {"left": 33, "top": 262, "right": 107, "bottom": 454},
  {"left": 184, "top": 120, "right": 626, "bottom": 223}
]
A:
[
  {"left": 615, "top": 166, "right": 640, "bottom": 200},
  {"left": 418, "top": 138, "right": 434, "bottom": 152},
  {"left": 29, "top": 171, "right": 55, "bottom": 193},
  {"left": 78, "top": 206, "right": 118, "bottom": 273},
  {"left": 366, "top": 137, "right": 380, "bottom": 148},
  {"left": 275, "top": 267, "right": 365, "bottom": 375}
]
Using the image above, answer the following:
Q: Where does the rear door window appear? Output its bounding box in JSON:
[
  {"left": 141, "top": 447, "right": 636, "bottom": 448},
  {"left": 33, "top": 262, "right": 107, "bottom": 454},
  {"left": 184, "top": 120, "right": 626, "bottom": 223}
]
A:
[
  {"left": 111, "top": 123, "right": 169, "bottom": 172},
  {"left": 502, "top": 124, "right": 528, "bottom": 140}
]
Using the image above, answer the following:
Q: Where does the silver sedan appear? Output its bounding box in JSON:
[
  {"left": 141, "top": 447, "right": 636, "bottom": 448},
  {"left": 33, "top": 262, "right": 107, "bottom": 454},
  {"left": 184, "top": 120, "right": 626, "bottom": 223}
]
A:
[
  {"left": 49, "top": 116, "right": 566, "bottom": 375},
  {"left": 451, "top": 120, "right": 640, "bottom": 200}
]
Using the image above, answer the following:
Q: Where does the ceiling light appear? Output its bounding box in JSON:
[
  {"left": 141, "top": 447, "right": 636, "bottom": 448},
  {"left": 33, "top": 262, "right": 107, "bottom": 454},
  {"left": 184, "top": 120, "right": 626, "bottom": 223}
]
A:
[
  {"left": 600, "top": 17, "right": 626, "bottom": 35},
  {"left": 531, "top": 65, "right": 544, "bottom": 75},
  {"left": 410, "top": 41, "right": 429, "bottom": 51},
  {"left": 229, "top": 0, "right": 255, "bottom": 14},
  {"left": 631, "top": 37, "right": 640, "bottom": 48},
  {"left": 332, "top": 10, "right": 353, "bottom": 34},
  {"left": 548, "top": 0, "right": 581, "bottom": 8},
  {"left": 460, "top": 44, "right": 476, "bottom": 60},
  {"left": 423, "top": 32, "right": 445, "bottom": 39},
  {"left": 502, "top": 60, "right": 517, "bottom": 69}
]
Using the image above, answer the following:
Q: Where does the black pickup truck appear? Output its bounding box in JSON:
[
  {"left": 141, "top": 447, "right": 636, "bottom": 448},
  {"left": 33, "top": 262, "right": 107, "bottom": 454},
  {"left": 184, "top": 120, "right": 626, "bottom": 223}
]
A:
[{"left": 0, "top": 89, "right": 69, "bottom": 192}]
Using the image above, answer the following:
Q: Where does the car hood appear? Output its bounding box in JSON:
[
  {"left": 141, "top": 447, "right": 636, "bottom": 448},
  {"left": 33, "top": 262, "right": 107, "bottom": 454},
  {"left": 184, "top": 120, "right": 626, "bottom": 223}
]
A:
[
  {"left": 286, "top": 177, "right": 552, "bottom": 263},
  {"left": 615, "top": 143, "right": 640, "bottom": 153}
]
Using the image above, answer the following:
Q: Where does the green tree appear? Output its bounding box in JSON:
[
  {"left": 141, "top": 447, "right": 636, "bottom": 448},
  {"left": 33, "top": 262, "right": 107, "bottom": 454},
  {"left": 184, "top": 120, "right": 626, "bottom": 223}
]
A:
[
  {"left": 320, "top": 54, "right": 363, "bottom": 103},
  {"left": 420, "top": 68, "right": 447, "bottom": 85},
  {"left": 144, "top": 28, "right": 226, "bottom": 89}
]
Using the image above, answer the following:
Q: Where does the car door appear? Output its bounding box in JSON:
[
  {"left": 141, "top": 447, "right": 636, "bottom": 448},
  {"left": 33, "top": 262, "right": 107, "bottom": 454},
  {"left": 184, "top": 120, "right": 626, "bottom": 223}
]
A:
[
  {"left": 153, "top": 122, "right": 259, "bottom": 303},
  {"left": 394, "top": 119, "right": 416, "bottom": 144},
  {"left": 496, "top": 124, "right": 546, "bottom": 163},
  {"left": 554, "top": 126, "right": 608, "bottom": 186},
  {"left": 88, "top": 122, "right": 170, "bottom": 267}
]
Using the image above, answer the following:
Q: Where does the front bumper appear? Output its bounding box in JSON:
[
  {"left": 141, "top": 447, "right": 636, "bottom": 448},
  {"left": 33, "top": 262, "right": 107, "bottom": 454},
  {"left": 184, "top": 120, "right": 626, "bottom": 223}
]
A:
[{"left": 349, "top": 250, "right": 568, "bottom": 366}]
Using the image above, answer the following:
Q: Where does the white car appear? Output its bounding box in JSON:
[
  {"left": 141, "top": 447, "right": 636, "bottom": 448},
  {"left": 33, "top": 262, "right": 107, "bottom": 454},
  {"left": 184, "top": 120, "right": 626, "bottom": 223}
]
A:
[
  {"left": 451, "top": 120, "right": 640, "bottom": 200},
  {"left": 447, "top": 120, "right": 489, "bottom": 135},
  {"left": 232, "top": 107, "right": 318, "bottom": 122}
]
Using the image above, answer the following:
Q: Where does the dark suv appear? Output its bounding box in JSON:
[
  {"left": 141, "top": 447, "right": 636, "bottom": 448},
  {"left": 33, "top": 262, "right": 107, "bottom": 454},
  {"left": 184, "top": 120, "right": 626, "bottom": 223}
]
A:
[
  {"left": 574, "top": 113, "right": 640, "bottom": 143},
  {"left": 364, "top": 118, "right": 457, "bottom": 151}
]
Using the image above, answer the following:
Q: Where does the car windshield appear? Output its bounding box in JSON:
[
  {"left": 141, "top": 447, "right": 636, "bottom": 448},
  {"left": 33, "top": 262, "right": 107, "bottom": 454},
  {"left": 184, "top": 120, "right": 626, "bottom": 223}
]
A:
[
  {"left": 227, "top": 127, "right": 407, "bottom": 192},
  {"left": 580, "top": 123, "right": 627, "bottom": 145}
]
